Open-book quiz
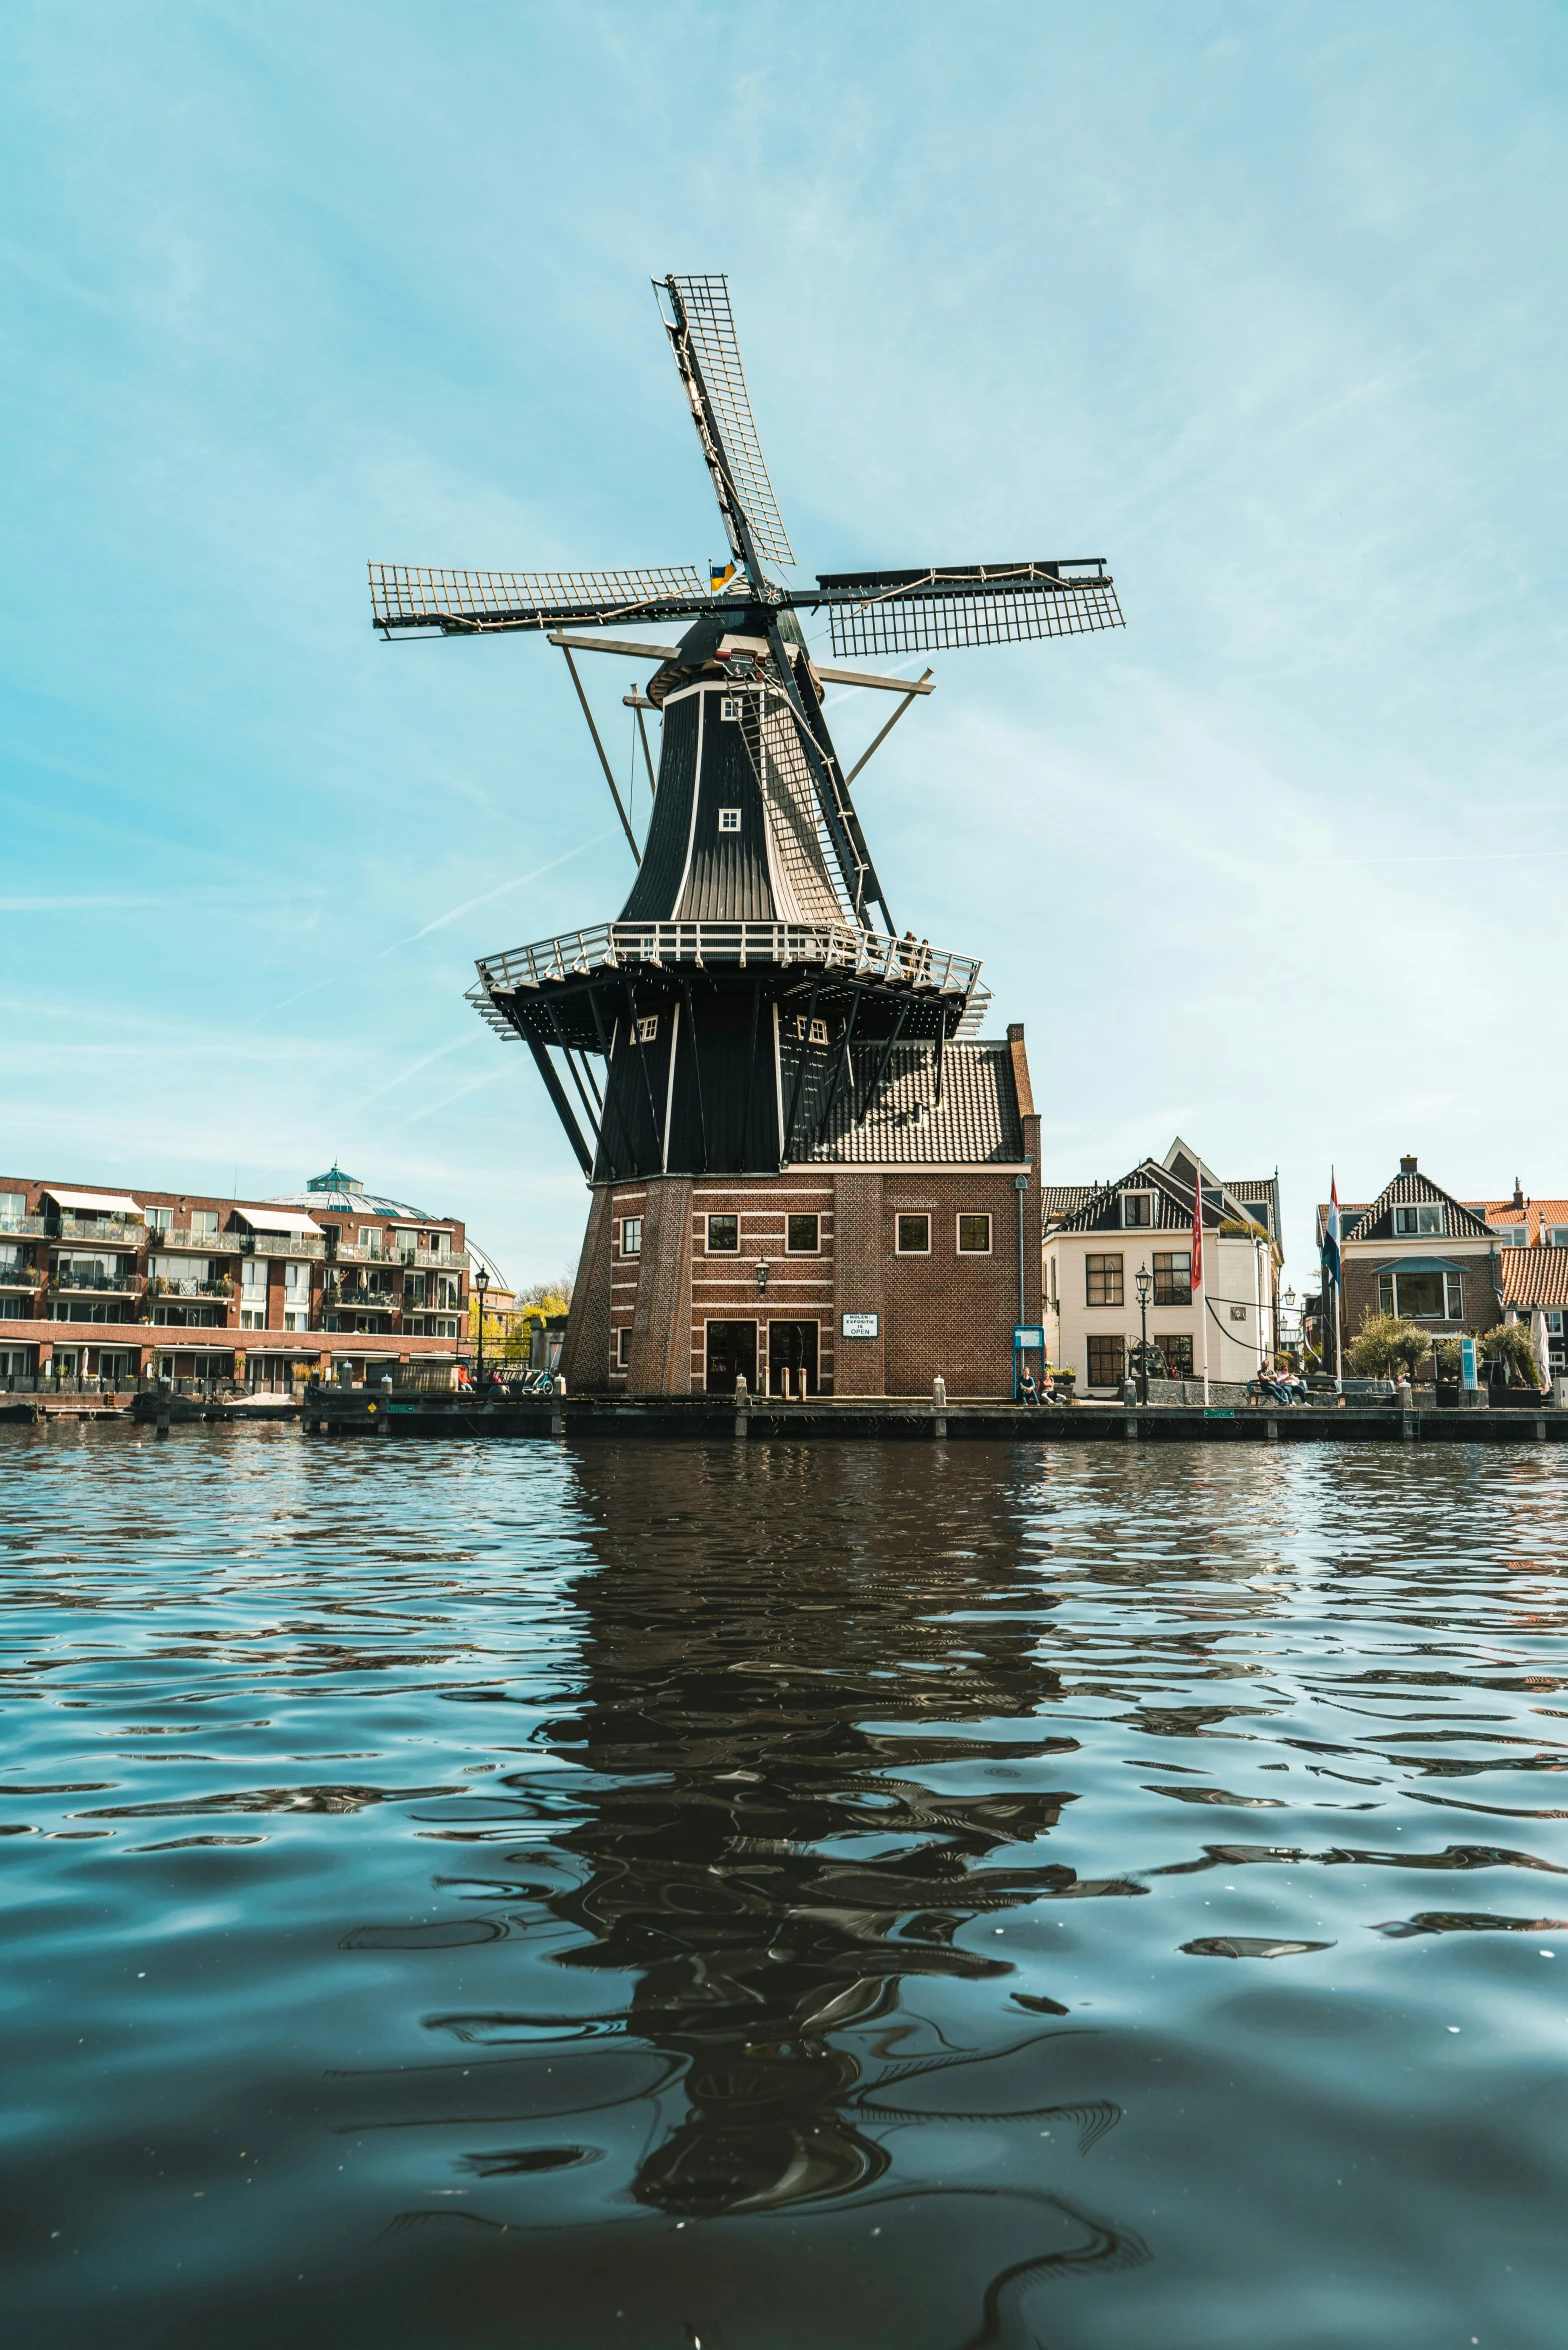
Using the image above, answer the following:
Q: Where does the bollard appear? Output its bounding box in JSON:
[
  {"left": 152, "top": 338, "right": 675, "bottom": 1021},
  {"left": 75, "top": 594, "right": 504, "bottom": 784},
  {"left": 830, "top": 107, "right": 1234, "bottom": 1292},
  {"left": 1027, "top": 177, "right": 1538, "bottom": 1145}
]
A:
[
  {"left": 735, "top": 1372, "right": 750, "bottom": 1438},
  {"left": 932, "top": 1373, "right": 946, "bottom": 1440}
]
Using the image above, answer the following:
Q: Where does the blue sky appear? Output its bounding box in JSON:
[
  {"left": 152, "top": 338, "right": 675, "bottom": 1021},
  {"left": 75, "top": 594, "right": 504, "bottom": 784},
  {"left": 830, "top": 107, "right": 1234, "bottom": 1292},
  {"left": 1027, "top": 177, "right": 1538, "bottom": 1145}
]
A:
[{"left": 3, "top": 2, "right": 1565, "bottom": 1288}]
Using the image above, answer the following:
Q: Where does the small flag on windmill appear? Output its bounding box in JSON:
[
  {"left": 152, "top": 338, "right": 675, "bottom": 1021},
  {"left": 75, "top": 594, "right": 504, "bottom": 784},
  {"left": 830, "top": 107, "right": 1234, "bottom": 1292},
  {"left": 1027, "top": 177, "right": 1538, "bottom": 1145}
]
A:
[{"left": 709, "top": 560, "right": 736, "bottom": 593}]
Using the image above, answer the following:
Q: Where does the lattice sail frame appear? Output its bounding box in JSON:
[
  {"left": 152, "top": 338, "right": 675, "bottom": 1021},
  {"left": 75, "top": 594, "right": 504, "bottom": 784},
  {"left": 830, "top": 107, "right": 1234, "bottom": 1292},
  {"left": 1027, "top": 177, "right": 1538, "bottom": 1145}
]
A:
[
  {"left": 734, "top": 686, "right": 853, "bottom": 928},
  {"left": 663, "top": 275, "right": 796, "bottom": 571},
  {"left": 811, "top": 562, "right": 1124, "bottom": 658},
  {"left": 369, "top": 563, "right": 712, "bottom": 634}
]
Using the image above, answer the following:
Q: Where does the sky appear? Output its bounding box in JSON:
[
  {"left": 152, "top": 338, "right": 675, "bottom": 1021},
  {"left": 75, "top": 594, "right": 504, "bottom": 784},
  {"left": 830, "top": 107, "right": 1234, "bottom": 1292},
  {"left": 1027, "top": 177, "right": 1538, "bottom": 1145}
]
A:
[{"left": 3, "top": 2, "right": 1565, "bottom": 1290}]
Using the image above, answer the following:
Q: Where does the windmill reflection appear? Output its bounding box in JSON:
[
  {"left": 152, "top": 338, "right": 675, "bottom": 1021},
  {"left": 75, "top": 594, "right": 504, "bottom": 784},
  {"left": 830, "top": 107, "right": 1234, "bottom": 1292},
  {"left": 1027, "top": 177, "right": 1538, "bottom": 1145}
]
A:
[{"left": 535, "top": 1445, "right": 1113, "bottom": 2219}]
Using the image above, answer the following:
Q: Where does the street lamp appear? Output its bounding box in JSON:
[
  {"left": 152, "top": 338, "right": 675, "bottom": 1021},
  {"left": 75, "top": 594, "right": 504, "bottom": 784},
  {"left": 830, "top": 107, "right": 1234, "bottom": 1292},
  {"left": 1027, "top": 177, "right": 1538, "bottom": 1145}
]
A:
[
  {"left": 1134, "top": 1265, "right": 1152, "bottom": 1404},
  {"left": 475, "top": 1263, "right": 489, "bottom": 1392}
]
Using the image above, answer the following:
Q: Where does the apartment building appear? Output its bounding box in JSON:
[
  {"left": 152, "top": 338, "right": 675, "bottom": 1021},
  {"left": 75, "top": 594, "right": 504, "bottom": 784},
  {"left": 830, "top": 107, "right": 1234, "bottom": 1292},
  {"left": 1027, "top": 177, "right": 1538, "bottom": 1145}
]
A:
[{"left": 0, "top": 1163, "right": 472, "bottom": 1387}]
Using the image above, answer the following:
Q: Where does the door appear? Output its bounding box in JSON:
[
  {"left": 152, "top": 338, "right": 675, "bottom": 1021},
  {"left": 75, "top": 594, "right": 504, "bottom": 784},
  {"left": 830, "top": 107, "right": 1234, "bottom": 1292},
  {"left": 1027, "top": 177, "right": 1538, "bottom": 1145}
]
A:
[
  {"left": 768, "top": 1320, "right": 819, "bottom": 1398},
  {"left": 705, "top": 1321, "right": 757, "bottom": 1393}
]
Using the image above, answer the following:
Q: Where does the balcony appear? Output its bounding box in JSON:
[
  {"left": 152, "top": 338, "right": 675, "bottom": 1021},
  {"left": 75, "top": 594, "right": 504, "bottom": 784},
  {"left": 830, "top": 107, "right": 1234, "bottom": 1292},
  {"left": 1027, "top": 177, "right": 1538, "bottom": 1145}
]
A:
[
  {"left": 50, "top": 1270, "right": 146, "bottom": 1298},
  {"left": 386, "top": 1244, "right": 455, "bottom": 1269},
  {"left": 56, "top": 1214, "right": 148, "bottom": 1246},
  {"left": 322, "top": 1282, "right": 400, "bottom": 1312},
  {"left": 148, "top": 1227, "right": 239, "bottom": 1255},
  {"left": 0, "top": 1263, "right": 40, "bottom": 1291},
  {"left": 148, "top": 1275, "right": 233, "bottom": 1301},
  {"left": 243, "top": 1232, "right": 326, "bottom": 1260},
  {"left": 0, "top": 1214, "right": 49, "bottom": 1239}
]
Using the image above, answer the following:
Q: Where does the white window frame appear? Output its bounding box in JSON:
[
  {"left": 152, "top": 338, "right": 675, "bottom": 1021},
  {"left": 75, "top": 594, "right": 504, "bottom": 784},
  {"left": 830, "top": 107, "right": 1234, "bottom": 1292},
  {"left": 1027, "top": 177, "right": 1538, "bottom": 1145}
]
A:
[
  {"left": 718, "top": 807, "right": 741, "bottom": 832},
  {"left": 1394, "top": 1203, "right": 1445, "bottom": 1237},
  {"left": 620, "top": 1216, "right": 642, "bottom": 1259},
  {"left": 636, "top": 1015, "right": 659, "bottom": 1044},
  {"left": 895, "top": 1212, "right": 931, "bottom": 1255},
  {"left": 956, "top": 1212, "right": 992, "bottom": 1255},
  {"left": 1119, "top": 1191, "right": 1154, "bottom": 1230},
  {"left": 706, "top": 1213, "right": 740, "bottom": 1254},
  {"left": 720, "top": 697, "right": 741, "bottom": 721},
  {"left": 785, "top": 1214, "right": 820, "bottom": 1255},
  {"left": 615, "top": 1326, "right": 632, "bottom": 1369}
]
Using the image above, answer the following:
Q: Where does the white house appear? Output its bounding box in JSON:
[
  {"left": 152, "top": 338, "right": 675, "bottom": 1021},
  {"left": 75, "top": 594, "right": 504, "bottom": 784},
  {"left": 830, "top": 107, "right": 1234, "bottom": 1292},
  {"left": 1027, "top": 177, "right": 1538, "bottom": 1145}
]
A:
[{"left": 1043, "top": 1138, "right": 1283, "bottom": 1395}]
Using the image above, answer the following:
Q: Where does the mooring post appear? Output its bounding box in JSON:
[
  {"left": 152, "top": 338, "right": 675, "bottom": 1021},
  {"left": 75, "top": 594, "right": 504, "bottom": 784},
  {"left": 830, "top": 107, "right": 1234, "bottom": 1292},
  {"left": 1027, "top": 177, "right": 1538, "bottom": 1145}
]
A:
[
  {"left": 932, "top": 1373, "right": 946, "bottom": 1440},
  {"left": 735, "top": 1372, "right": 750, "bottom": 1439}
]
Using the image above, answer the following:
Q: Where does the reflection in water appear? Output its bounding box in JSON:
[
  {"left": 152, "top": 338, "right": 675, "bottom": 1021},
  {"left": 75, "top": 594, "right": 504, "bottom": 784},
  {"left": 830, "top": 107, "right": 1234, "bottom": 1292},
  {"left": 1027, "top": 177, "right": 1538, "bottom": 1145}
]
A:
[{"left": 4, "top": 1430, "right": 1568, "bottom": 2347}]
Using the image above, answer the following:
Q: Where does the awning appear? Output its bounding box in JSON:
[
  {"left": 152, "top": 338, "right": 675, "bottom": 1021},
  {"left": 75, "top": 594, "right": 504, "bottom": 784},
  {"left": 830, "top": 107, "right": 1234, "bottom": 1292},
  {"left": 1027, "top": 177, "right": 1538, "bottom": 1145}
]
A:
[
  {"left": 233, "top": 1209, "right": 323, "bottom": 1235},
  {"left": 42, "top": 1189, "right": 143, "bottom": 1216},
  {"left": 1385, "top": 1256, "right": 1465, "bottom": 1274}
]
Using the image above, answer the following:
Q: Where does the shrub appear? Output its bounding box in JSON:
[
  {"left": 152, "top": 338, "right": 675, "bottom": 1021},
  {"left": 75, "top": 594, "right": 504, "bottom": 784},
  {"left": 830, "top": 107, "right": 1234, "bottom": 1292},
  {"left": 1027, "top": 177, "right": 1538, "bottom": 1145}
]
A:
[
  {"left": 1347, "top": 1313, "right": 1431, "bottom": 1380},
  {"left": 1480, "top": 1322, "right": 1542, "bottom": 1388}
]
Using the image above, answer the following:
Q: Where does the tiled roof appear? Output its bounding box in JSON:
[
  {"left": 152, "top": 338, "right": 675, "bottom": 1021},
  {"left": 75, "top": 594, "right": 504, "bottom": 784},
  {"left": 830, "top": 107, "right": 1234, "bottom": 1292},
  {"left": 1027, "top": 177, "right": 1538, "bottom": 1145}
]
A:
[
  {"left": 803, "top": 1039, "right": 1024, "bottom": 1166},
  {"left": 1049, "top": 1158, "right": 1232, "bottom": 1235},
  {"left": 1500, "top": 1249, "right": 1568, "bottom": 1309},
  {"left": 1478, "top": 1198, "right": 1568, "bottom": 1245},
  {"left": 1342, "top": 1171, "right": 1493, "bottom": 1245},
  {"left": 1042, "top": 1184, "right": 1094, "bottom": 1218}
]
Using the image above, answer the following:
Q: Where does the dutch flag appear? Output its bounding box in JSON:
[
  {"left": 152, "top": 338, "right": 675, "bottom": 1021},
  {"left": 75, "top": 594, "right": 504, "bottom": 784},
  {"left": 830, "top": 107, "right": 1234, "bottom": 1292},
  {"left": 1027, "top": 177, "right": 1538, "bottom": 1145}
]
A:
[{"left": 1323, "top": 1173, "right": 1342, "bottom": 1291}]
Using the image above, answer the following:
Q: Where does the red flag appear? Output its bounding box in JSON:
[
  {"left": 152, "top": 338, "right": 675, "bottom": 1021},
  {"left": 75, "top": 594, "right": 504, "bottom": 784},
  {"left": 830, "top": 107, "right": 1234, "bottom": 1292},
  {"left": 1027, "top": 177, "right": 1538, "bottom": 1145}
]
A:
[{"left": 1191, "top": 1177, "right": 1203, "bottom": 1292}]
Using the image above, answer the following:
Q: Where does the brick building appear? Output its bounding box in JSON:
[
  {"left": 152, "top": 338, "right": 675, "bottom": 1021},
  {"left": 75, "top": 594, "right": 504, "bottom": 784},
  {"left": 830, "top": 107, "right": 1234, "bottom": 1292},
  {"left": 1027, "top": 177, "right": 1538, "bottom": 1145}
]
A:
[
  {"left": 561, "top": 1026, "right": 1041, "bottom": 1398},
  {"left": 1317, "top": 1156, "right": 1568, "bottom": 1378},
  {"left": 0, "top": 1164, "right": 472, "bottom": 1387}
]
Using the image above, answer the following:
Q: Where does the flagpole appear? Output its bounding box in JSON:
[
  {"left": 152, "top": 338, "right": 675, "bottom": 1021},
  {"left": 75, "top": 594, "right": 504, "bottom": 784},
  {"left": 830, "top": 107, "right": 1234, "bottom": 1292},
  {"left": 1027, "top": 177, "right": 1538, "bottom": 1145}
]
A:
[{"left": 1194, "top": 1174, "right": 1210, "bottom": 1407}]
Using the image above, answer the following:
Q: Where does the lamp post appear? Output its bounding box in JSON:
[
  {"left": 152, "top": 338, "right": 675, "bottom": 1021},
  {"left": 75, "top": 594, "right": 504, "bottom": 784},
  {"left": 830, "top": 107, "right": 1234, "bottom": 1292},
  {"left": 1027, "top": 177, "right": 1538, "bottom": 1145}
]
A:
[
  {"left": 1281, "top": 1285, "right": 1296, "bottom": 1369},
  {"left": 475, "top": 1263, "right": 489, "bottom": 1392},
  {"left": 1135, "top": 1265, "right": 1152, "bottom": 1404}
]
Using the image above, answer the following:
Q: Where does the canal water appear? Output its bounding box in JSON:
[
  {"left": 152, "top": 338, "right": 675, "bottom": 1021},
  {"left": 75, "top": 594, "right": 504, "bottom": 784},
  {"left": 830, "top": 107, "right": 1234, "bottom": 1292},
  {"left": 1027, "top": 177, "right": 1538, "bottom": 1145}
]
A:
[{"left": 4, "top": 1429, "right": 1567, "bottom": 2348}]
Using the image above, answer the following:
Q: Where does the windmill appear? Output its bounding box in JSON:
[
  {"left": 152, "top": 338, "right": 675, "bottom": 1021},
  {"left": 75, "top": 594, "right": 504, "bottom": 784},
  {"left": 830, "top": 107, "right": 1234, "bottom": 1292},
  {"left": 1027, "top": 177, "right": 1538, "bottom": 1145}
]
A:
[{"left": 370, "top": 274, "right": 1122, "bottom": 1182}]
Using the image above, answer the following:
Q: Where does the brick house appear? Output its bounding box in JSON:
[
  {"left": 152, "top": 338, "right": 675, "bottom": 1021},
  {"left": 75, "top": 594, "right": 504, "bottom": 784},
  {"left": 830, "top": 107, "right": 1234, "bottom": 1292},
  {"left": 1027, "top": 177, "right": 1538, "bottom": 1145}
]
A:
[
  {"left": 1316, "top": 1155, "right": 1510, "bottom": 1359},
  {"left": 1043, "top": 1139, "right": 1282, "bottom": 1394},
  {"left": 561, "top": 1025, "right": 1041, "bottom": 1398},
  {"left": 0, "top": 1165, "right": 472, "bottom": 1388}
]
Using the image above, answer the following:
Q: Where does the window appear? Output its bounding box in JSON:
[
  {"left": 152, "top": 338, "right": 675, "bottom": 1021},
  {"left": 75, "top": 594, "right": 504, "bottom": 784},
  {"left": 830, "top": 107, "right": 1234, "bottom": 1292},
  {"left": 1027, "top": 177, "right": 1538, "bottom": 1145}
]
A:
[
  {"left": 240, "top": 1262, "right": 267, "bottom": 1299},
  {"left": 146, "top": 1205, "right": 172, "bottom": 1234},
  {"left": 718, "top": 807, "right": 741, "bottom": 832},
  {"left": 720, "top": 697, "right": 740, "bottom": 721},
  {"left": 636, "top": 1015, "right": 659, "bottom": 1044},
  {"left": 896, "top": 1213, "right": 930, "bottom": 1254},
  {"left": 240, "top": 1308, "right": 266, "bottom": 1331},
  {"left": 358, "top": 1228, "right": 382, "bottom": 1256},
  {"left": 621, "top": 1216, "right": 642, "bottom": 1258},
  {"left": 1380, "top": 1270, "right": 1463, "bottom": 1319},
  {"left": 793, "top": 1015, "right": 829, "bottom": 1044},
  {"left": 1152, "top": 1251, "right": 1191, "bottom": 1307},
  {"left": 707, "top": 1214, "right": 739, "bottom": 1253},
  {"left": 0, "top": 1194, "right": 25, "bottom": 1227},
  {"left": 615, "top": 1326, "right": 632, "bottom": 1369},
  {"left": 1120, "top": 1193, "right": 1152, "bottom": 1229},
  {"left": 191, "top": 1209, "right": 219, "bottom": 1237},
  {"left": 1086, "top": 1253, "right": 1124, "bottom": 1306},
  {"left": 1550, "top": 1228, "right": 1568, "bottom": 1249},
  {"left": 284, "top": 1263, "right": 309, "bottom": 1297},
  {"left": 1087, "top": 1335, "right": 1126, "bottom": 1387},
  {"left": 1394, "top": 1204, "right": 1445, "bottom": 1237},
  {"left": 1494, "top": 1227, "right": 1528, "bottom": 1248},
  {"left": 1243, "top": 1200, "right": 1272, "bottom": 1233},
  {"left": 1156, "top": 1334, "right": 1194, "bottom": 1378},
  {"left": 957, "top": 1214, "right": 992, "bottom": 1254},
  {"left": 786, "top": 1214, "right": 819, "bottom": 1254}
]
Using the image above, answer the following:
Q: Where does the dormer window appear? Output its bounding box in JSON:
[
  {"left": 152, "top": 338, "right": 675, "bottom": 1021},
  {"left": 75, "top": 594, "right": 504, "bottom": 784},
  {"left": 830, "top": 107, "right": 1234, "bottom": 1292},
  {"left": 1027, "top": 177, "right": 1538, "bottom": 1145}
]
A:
[
  {"left": 718, "top": 808, "right": 741, "bottom": 832},
  {"left": 1121, "top": 1192, "right": 1153, "bottom": 1229},
  {"left": 1394, "top": 1204, "right": 1444, "bottom": 1237}
]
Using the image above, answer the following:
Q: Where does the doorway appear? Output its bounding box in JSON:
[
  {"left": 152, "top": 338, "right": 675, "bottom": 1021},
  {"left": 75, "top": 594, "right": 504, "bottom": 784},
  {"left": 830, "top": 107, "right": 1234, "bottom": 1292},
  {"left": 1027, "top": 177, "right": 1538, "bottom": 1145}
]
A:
[
  {"left": 705, "top": 1321, "right": 757, "bottom": 1393},
  {"left": 768, "top": 1320, "right": 819, "bottom": 1398}
]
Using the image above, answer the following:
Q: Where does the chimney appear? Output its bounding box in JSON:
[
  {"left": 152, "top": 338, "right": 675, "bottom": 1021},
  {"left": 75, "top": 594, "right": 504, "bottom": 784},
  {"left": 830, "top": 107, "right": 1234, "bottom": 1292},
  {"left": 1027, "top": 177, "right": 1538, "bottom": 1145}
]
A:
[
  {"left": 1399, "top": 1154, "right": 1417, "bottom": 1176},
  {"left": 1512, "top": 1177, "right": 1525, "bottom": 1210}
]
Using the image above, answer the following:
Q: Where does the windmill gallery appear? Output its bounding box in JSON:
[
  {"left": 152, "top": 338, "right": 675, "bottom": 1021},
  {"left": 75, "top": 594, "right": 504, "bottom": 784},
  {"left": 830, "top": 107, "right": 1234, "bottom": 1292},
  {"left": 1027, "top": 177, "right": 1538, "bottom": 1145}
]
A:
[{"left": 372, "top": 275, "right": 1124, "bottom": 1401}]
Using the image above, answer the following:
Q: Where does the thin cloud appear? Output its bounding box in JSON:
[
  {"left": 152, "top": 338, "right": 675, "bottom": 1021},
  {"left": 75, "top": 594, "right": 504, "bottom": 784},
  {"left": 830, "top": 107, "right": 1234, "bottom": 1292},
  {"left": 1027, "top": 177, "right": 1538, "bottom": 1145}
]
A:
[
  {"left": 382, "top": 829, "right": 620, "bottom": 954},
  {"left": 353, "top": 1030, "right": 483, "bottom": 1111},
  {"left": 390, "top": 1066, "right": 510, "bottom": 1130}
]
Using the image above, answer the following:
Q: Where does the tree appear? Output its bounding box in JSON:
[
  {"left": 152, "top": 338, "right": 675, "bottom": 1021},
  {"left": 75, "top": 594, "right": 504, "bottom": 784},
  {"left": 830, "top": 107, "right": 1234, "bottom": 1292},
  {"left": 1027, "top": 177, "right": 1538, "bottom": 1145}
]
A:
[
  {"left": 1480, "top": 1321, "right": 1541, "bottom": 1389},
  {"left": 1346, "top": 1312, "right": 1430, "bottom": 1380}
]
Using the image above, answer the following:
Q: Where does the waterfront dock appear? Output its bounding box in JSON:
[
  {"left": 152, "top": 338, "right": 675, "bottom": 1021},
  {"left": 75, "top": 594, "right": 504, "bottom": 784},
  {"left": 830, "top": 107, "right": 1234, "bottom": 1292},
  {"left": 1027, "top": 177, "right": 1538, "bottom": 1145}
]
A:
[{"left": 257, "top": 1392, "right": 1568, "bottom": 1444}]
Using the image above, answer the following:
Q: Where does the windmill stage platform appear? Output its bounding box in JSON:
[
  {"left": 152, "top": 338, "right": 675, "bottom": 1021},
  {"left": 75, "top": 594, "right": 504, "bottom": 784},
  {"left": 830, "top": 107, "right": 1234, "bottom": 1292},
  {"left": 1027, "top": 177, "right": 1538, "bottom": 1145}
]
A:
[{"left": 291, "top": 1393, "right": 1568, "bottom": 1446}]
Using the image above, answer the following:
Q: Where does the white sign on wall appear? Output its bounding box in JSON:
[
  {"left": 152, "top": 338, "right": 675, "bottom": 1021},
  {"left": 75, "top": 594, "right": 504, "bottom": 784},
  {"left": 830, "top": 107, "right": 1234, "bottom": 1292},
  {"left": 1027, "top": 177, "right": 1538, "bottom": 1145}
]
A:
[{"left": 841, "top": 1312, "right": 879, "bottom": 1339}]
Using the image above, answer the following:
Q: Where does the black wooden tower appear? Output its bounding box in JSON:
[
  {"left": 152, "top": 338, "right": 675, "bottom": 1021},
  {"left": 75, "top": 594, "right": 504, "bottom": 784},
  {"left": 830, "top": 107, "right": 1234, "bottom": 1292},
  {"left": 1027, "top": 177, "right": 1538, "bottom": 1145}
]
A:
[{"left": 370, "top": 274, "right": 1122, "bottom": 1180}]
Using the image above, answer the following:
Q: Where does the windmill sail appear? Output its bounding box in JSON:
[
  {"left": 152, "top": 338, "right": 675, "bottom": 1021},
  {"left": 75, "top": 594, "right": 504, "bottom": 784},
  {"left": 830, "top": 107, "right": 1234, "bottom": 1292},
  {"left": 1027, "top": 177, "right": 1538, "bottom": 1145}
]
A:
[
  {"left": 369, "top": 562, "right": 713, "bottom": 636},
  {"left": 805, "top": 560, "right": 1123, "bottom": 657},
  {"left": 659, "top": 275, "right": 796, "bottom": 573}
]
